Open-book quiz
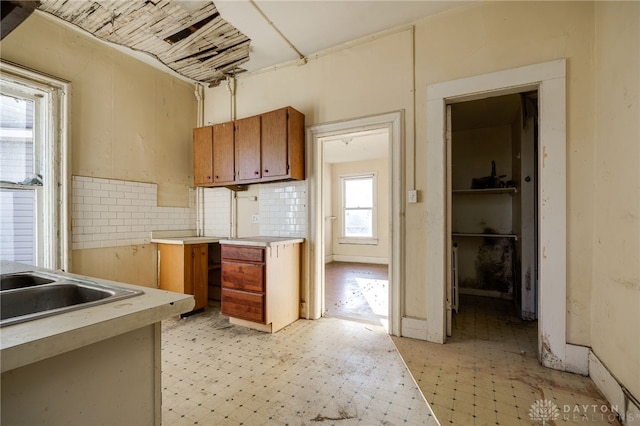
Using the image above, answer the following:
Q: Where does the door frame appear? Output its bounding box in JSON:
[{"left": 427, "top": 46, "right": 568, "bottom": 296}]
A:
[
  {"left": 305, "top": 111, "right": 404, "bottom": 336},
  {"left": 426, "top": 60, "right": 568, "bottom": 370}
]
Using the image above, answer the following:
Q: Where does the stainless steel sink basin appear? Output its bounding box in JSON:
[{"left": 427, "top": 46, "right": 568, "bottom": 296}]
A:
[
  {"left": 1, "top": 272, "right": 57, "bottom": 290},
  {"left": 0, "top": 271, "right": 143, "bottom": 327}
]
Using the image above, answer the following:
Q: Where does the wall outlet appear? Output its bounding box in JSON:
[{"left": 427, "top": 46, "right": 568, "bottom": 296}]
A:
[
  {"left": 408, "top": 189, "right": 418, "bottom": 204},
  {"left": 251, "top": 214, "right": 260, "bottom": 224}
]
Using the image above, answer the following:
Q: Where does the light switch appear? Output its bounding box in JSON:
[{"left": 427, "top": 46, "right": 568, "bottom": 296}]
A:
[{"left": 408, "top": 190, "right": 418, "bottom": 204}]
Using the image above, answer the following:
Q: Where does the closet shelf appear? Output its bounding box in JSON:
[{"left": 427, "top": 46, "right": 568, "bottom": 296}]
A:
[
  {"left": 452, "top": 232, "right": 518, "bottom": 241},
  {"left": 452, "top": 187, "right": 517, "bottom": 195}
]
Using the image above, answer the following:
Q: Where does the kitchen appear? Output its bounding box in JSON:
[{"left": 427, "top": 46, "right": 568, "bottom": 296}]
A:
[{"left": 1, "top": 1, "right": 639, "bottom": 425}]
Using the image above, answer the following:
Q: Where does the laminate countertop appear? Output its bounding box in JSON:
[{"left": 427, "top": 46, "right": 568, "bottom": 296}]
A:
[
  {"left": 0, "top": 260, "right": 194, "bottom": 373},
  {"left": 150, "top": 236, "right": 225, "bottom": 245},
  {"left": 219, "top": 236, "right": 304, "bottom": 247}
]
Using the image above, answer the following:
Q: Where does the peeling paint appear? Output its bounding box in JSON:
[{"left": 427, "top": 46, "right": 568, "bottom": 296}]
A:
[{"left": 540, "top": 333, "right": 564, "bottom": 369}]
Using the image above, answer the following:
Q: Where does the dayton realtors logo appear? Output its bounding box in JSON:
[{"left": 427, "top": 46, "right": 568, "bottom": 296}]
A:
[
  {"left": 528, "top": 399, "right": 560, "bottom": 424},
  {"left": 529, "top": 399, "right": 625, "bottom": 423}
]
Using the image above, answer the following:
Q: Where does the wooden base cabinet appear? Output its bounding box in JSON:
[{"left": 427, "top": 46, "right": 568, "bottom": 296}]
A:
[
  {"left": 221, "top": 242, "right": 300, "bottom": 333},
  {"left": 158, "top": 243, "right": 208, "bottom": 312}
]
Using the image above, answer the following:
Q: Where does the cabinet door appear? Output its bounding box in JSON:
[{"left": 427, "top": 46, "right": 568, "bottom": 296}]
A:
[
  {"left": 190, "top": 244, "right": 209, "bottom": 311},
  {"left": 193, "top": 126, "right": 213, "bottom": 186},
  {"left": 235, "top": 115, "right": 261, "bottom": 182},
  {"left": 261, "top": 108, "right": 289, "bottom": 179},
  {"left": 158, "top": 244, "right": 186, "bottom": 293},
  {"left": 212, "top": 122, "right": 235, "bottom": 184}
]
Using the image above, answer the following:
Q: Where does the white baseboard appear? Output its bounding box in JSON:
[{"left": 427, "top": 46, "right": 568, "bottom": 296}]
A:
[
  {"left": 401, "top": 317, "right": 428, "bottom": 340},
  {"left": 565, "top": 344, "right": 590, "bottom": 376},
  {"left": 331, "top": 255, "right": 388, "bottom": 264},
  {"left": 590, "top": 351, "right": 640, "bottom": 424}
]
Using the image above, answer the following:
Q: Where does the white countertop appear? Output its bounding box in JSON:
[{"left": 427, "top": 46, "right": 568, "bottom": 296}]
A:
[
  {"left": 219, "top": 236, "right": 304, "bottom": 247},
  {"left": 0, "top": 261, "right": 194, "bottom": 373},
  {"left": 151, "top": 236, "right": 224, "bottom": 245}
]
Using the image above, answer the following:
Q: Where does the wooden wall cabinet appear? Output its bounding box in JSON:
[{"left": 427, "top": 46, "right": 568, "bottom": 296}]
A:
[
  {"left": 212, "top": 121, "right": 235, "bottom": 184},
  {"left": 193, "top": 126, "right": 213, "bottom": 186},
  {"left": 261, "top": 106, "right": 305, "bottom": 182},
  {"left": 193, "top": 106, "right": 305, "bottom": 187},
  {"left": 235, "top": 115, "right": 262, "bottom": 183},
  {"left": 220, "top": 242, "right": 300, "bottom": 333},
  {"left": 158, "top": 243, "right": 208, "bottom": 312}
]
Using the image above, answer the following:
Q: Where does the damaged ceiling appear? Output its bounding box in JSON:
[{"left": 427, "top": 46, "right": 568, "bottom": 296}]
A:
[
  {"left": 3, "top": 1, "right": 472, "bottom": 87},
  {"left": 36, "top": 0, "right": 251, "bottom": 86}
]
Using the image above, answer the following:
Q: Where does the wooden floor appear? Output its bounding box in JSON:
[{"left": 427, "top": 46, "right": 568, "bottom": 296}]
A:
[{"left": 324, "top": 261, "right": 389, "bottom": 324}]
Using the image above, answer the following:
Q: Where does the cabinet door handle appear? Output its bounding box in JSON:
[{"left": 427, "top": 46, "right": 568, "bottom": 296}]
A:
[
  {"left": 255, "top": 171, "right": 260, "bottom": 175},
  {"left": 264, "top": 169, "right": 269, "bottom": 174}
]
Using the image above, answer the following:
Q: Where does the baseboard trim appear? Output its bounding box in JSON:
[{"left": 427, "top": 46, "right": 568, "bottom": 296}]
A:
[
  {"left": 401, "top": 317, "right": 428, "bottom": 340},
  {"left": 565, "top": 343, "right": 590, "bottom": 376},
  {"left": 589, "top": 351, "right": 640, "bottom": 424},
  {"left": 331, "top": 255, "right": 388, "bottom": 264}
]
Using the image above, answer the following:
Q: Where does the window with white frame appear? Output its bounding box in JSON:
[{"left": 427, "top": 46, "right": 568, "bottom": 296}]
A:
[
  {"left": 339, "top": 173, "right": 377, "bottom": 244},
  {"left": 0, "top": 61, "right": 69, "bottom": 270}
]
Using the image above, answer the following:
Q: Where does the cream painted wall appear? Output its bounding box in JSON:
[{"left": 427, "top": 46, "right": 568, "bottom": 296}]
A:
[
  {"left": 72, "top": 245, "right": 158, "bottom": 288},
  {"left": 234, "top": 185, "right": 261, "bottom": 237},
  {"left": 591, "top": 1, "right": 640, "bottom": 399},
  {"left": 0, "top": 12, "right": 197, "bottom": 283},
  {"left": 203, "top": 1, "right": 595, "bottom": 343},
  {"left": 330, "top": 159, "right": 389, "bottom": 262}
]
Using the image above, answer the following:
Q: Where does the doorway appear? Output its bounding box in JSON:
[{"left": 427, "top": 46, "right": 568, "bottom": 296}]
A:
[
  {"left": 426, "top": 59, "right": 568, "bottom": 370},
  {"left": 321, "top": 129, "right": 390, "bottom": 327},
  {"left": 448, "top": 92, "right": 538, "bottom": 341},
  {"left": 306, "top": 111, "right": 404, "bottom": 336}
]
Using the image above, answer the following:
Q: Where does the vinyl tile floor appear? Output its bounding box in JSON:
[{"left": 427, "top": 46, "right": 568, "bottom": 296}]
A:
[
  {"left": 161, "top": 303, "right": 438, "bottom": 425},
  {"left": 392, "top": 294, "right": 621, "bottom": 426}
]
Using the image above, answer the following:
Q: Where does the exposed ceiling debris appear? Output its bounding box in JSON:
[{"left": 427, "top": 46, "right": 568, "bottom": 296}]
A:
[
  {"left": 36, "top": 0, "right": 251, "bottom": 86},
  {"left": 4, "top": 1, "right": 474, "bottom": 87}
]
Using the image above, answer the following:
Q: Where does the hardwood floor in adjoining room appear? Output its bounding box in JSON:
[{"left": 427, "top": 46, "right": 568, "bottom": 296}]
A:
[{"left": 324, "top": 261, "right": 389, "bottom": 325}]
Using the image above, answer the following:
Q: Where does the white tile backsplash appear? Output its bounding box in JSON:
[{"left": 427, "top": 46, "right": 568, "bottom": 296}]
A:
[
  {"left": 202, "top": 187, "right": 231, "bottom": 237},
  {"left": 72, "top": 176, "right": 196, "bottom": 250},
  {"left": 258, "top": 181, "right": 307, "bottom": 238}
]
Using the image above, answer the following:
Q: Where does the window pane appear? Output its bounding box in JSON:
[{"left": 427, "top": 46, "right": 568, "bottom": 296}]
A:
[
  {"left": 345, "top": 209, "right": 372, "bottom": 237},
  {"left": 0, "top": 94, "right": 34, "bottom": 183},
  {"left": 0, "top": 189, "right": 35, "bottom": 264},
  {"left": 344, "top": 178, "right": 372, "bottom": 208}
]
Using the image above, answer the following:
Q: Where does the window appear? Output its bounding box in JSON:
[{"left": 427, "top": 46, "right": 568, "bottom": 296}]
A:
[
  {"left": 340, "top": 174, "right": 377, "bottom": 244},
  {"left": 0, "top": 61, "right": 70, "bottom": 270}
]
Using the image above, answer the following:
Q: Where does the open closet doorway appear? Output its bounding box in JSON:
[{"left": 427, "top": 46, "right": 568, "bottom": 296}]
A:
[
  {"left": 447, "top": 92, "right": 539, "bottom": 346},
  {"left": 321, "top": 130, "right": 390, "bottom": 328}
]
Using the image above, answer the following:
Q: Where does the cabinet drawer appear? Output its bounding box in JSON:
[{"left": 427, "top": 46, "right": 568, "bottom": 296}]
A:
[
  {"left": 221, "top": 288, "right": 265, "bottom": 323},
  {"left": 221, "top": 261, "right": 264, "bottom": 293},
  {"left": 221, "top": 245, "right": 264, "bottom": 262}
]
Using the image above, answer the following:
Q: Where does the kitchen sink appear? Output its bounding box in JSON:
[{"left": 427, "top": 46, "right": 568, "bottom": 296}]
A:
[
  {"left": 0, "top": 272, "right": 143, "bottom": 327},
  {"left": 1, "top": 272, "right": 57, "bottom": 290}
]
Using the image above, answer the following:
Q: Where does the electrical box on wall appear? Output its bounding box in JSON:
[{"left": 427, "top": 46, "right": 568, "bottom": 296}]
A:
[{"left": 408, "top": 190, "right": 419, "bottom": 204}]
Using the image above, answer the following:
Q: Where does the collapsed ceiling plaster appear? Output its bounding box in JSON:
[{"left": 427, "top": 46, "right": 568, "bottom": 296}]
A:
[
  {"left": 28, "top": 1, "right": 473, "bottom": 87},
  {"left": 37, "top": 0, "right": 251, "bottom": 86}
]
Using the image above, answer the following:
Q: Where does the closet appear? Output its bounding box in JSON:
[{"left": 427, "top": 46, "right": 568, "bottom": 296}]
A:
[{"left": 450, "top": 92, "right": 538, "bottom": 320}]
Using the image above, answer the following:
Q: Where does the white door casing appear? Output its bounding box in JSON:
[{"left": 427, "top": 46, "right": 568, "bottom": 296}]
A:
[
  {"left": 306, "top": 111, "right": 404, "bottom": 336},
  {"left": 426, "top": 59, "right": 568, "bottom": 370}
]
